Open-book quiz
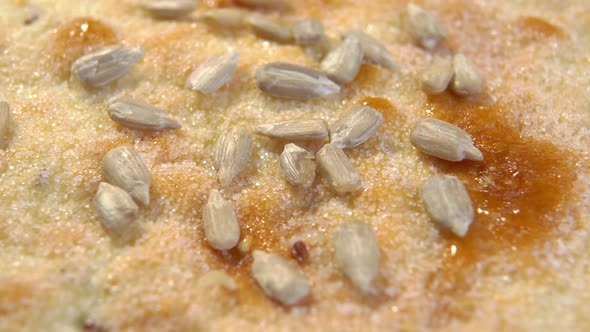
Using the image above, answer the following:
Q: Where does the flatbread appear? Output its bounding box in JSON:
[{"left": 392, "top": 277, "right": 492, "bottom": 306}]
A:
[{"left": 0, "top": 0, "right": 589, "bottom": 331}]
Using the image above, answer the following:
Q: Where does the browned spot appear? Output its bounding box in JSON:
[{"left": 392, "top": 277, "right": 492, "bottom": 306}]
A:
[
  {"left": 515, "top": 16, "right": 567, "bottom": 42},
  {"left": 148, "top": 134, "right": 192, "bottom": 164},
  {"left": 150, "top": 163, "right": 211, "bottom": 217},
  {"left": 140, "top": 25, "right": 202, "bottom": 82},
  {"left": 238, "top": 187, "right": 305, "bottom": 255},
  {"left": 355, "top": 64, "right": 382, "bottom": 90},
  {"left": 359, "top": 96, "right": 406, "bottom": 132},
  {"left": 424, "top": 93, "right": 576, "bottom": 325},
  {"left": 49, "top": 17, "right": 118, "bottom": 79},
  {"left": 202, "top": 0, "right": 236, "bottom": 7},
  {"left": 204, "top": 183, "right": 312, "bottom": 307},
  {"left": 118, "top": 297, "right": 190, "bottom": 331},
  {"left": 0, "top": 278, "right": 46, "bottom": 315}
]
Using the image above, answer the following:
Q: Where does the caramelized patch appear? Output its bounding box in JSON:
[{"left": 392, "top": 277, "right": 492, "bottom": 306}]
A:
[
  {"left": 205, "top": 183, "right": 312, "bottom": 307},
  {"left": 150, "top": 163, "right": 211, "bottom": 217},
  {"left": 359, "top": 96, "right": 406, "bottom": 131},
  {"left": 49, "top": 17, "right": 118, "bottom": 79},
  {"left": 0, "top": 278, "right": 45, "bottom": 315},
  {"left": 515, "top": 16, "right": 567, "bottom": 42},
  {"left": 355, "top": 64, "right": 383, "bottom": 90},
  {"left": 424, "top": 93, "right": 576, "bottom": 325},
  {"left": 202, "top": 0, "right": 237, "bottom": 8},
  {"left": 148, "top": 134, "right": 192, "bottom": 164}
]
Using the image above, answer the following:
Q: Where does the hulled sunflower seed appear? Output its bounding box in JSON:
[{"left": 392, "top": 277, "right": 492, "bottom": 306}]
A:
[
  {"left": 71, "top": 45, "right": 144, "bottom": 88},
  {"left": 201, "top": 8, "right": 251, "bottom": 28},
  {"left": 185, "top": 51, "right": 240, "bottom": 93},
  {"left": 320, "top": 33, "right": 363, "bottom": 84},
  {"left": 410, "top": 118, "right": 483, "bottom": 161},
  {"left": 255, "top": 119, "right": 328, "bottom": 141},
  {"left": 197, "top": 270, "right": 237, "bottom": 291},
  {"left": 251, "top": 250, "right": 310, "bottom": 306},
  {"left": 93, "top": 182, "right": 142, "bottom": 243},
  {"left": 450, "top": 54, "right": 483, "bottom": 96},
  {"left": 329, "top": 105, "right": 384, "bottom": 148},
  {"left": 279, "top": 143, "right": 316, "bottom": 188},
  {"left": 256, "top": 62, "right": 340, "bottom": 100},
  {"left": 141, "top": 0, "right": 197, "bottom": 18},
  {"left": 421, "top": 175, "right": 474, "bottom": 237},
  {"left": 214, "top": 127, "right": 253, "bottom": 187},
  {"left": 407, "top": 3, "right": 447, "bottom": 50},
  {"left": 107, "top": 96, "right": 181, "bottom": 130},
  {"left": 304, "top": 34, "right": 337, "bottom": 62},
  {"left": 346, "top": 30, "right": 396, "bottom": 70},
  {"left": 102, "top": 145, "right": 152, "bottom": 206},
  {"left": 247, "top": 13, "right": 292, "bottom": 43},
  {"left": 421, "top": 57, "right": 453, "bottom": 95},
  {"left": 333, "top": 223, "right": 380, "bottom": 293},
  {"left": 293, "top": 18, "right": 324, "bottom": 45},
  {"left": 202, "top": 189, "right": 241, "bottom": 250},
  {"left": 316, "top": 143, "right": 362, "bottom": 195},
  {"left": 0, "top": 100, "right": 12, "bottom": 149}
]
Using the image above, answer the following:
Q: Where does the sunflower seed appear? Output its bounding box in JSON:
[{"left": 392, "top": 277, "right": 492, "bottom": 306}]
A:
[
  {"left": 214, "top": 127, "right": 253, "bottom": 187},
  {"left": 185, "top": 51, "right": 240, "bottom": 93},
  {"left": 450, "top": 54, "right": 483, "bottom": 96},
  {"left": 201, "top": 8, "right": 251, "bottom": 28},
  {"left": 202, "top": 189, "right": 241, "bottom": 250},
  {"left": 102, "top": 145, "right": 152, "bottom": 206},
  {"left": 256, "top": 62, "right": 340, "bottom": 100},
  {"left": 279, "top": 143, "right": 316, "bottom": 188},
  {"left": 0, "top": 100, "right": 12, "bottom": 149},
  {"left": 421, "top": 175, "right": 474, "bottom": 237},
  {"left": 141, "top": 0, "right": 197, "bottom": 18},
  {"left": 421, "top": 57, "right": 454, "bottom": 95},
  {"left": 251, "top": 250, "right": 310, "bottom": 306},
  {"left": 407, "top": 3, "right": 447, "bottom": 50},
  {"left": 107, "top": 96, "right": 181, "bottom": 130},
  {"left": 333, "top": 223, "right": 380, "bottom": 293},
  {"left": 71, "top": 45, "right": 144, "bottom": 88},
  {"left": 316, "top": 143, "right": 362, "bottom": 195},
  {"left": 255, "top": 119, "right": 328, "bottom": 141},
  {"left": 345, "top": 30, "right": 396, "bottom": 70},
  {"left": 247, "top": 13, "right": 292, "bottom": 43},
  {"left": 293, "top": 19, "right": 324, "bottom": 45},
  {"left": 410, "top": 118, "right": 483, "bottom": 162},
  {"left": 330, "top": 105, "right": 384, "bottom": 148},
  {"left": 197, "top": 270, "right": 237, "bottom": 291},
  {"left": 320, "top": 33, "right": 363, "bottom": 84},
  {"left": 304, "top": 34, "right": 337, "bottom": 62},
  {"left": 236, "top": 0, "right": 288, "bottom": 11},
  {"left": 93, "top": 182, "right": 142, "bottom": 243}
]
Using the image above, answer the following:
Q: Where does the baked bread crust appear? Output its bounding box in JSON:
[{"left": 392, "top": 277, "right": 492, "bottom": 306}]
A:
[{"left": 0, "top": 0, "right": 589, "bottom": 331}]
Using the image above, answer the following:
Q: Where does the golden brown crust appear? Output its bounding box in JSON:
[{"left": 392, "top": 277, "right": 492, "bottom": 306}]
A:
[{"left": 0, "top": 0, "right": 589, "bottom": 331}]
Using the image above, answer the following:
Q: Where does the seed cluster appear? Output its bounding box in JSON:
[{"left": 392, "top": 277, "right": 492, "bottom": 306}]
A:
[
  {"left": 31, "top": 1, "right": 487, "bottom": 306},
  {"left": 421, "top": 54, "right": 483, "bottom": 96}
]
